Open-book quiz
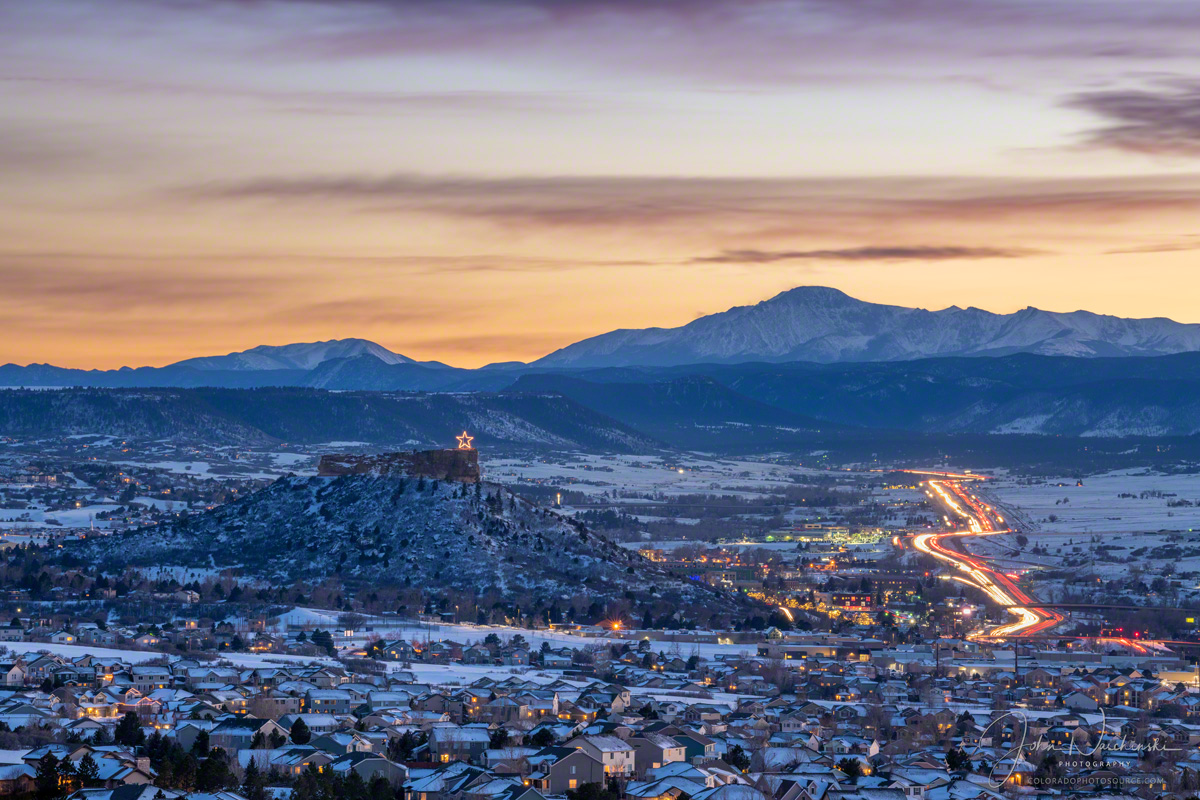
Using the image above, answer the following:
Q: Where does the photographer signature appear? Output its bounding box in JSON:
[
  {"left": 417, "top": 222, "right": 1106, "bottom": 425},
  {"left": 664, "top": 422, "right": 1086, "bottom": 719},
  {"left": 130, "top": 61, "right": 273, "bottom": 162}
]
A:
[{"left": 968, "top": 706, "right": 1179, "bottom": 787}]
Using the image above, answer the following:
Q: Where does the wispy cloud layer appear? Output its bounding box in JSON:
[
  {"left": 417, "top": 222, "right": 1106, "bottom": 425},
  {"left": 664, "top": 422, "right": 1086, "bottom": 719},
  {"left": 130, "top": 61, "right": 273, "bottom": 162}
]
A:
[{"left": 178, "top": 172, "right": 1200, "bottom": 230}]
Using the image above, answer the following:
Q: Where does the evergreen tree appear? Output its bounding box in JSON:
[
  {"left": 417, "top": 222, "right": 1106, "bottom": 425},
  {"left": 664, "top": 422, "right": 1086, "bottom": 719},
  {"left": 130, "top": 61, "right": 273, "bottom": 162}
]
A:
[
  {"left": 174, "top": 754, "right": 198, "bottom": 790},
  {"left": 530, "top": 728, "right": 556, "bottom": 748},
  {"left": 946, "top": 749, "right": 972, "bottom": 772},
  {"left": 195, "top": 750, "right": 234, "bottom": 792},
  {"left": 243, "top": 758, "right": 268, "bottom": 800},
  {"left": 565, "top": 782, "right": 619, "bottom": 800},
  {"left": 55, "top": 757, "right": 76, "bottom": 794},
  {"left": 154, "top": 759, "right": 175, "bottom": 789},
  {"left": 290, "top": 717, "right": 312, "bottom": 745},
  {"left": 115, "top": 711, "right": 144, "bottom": 747},
  {"left": 310, "top": 629, "right": 335, "bottom": 656},
  {"left": 76, "top": 754, "right": 101, "bottom": 787},
  {"left": 368, "top": 776, "right": 393, "bottom": 800},
  {"left": 726, "top": 744, "right": 750, "bottom": 771},
  {"left": 836, "top": 758, "right": 862, "bottom": 784},
  {"left": 344, "top": 769, "right": 368, "bottom": 800},
  {"left": 35, "top": 754, "right": 61, "bottom": 800}
]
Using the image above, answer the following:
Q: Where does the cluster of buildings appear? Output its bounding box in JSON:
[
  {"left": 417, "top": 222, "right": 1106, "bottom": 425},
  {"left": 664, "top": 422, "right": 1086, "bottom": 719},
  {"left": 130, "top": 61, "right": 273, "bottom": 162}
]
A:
[
  {"left": 0, "top": 629, "right": 1197, "bottom": 800},
  {"left": 0, "top": 441, "right": 286, "bottom": 550},
  {"left": 0, "top": 619, "right": 340, "bottom": 657}
]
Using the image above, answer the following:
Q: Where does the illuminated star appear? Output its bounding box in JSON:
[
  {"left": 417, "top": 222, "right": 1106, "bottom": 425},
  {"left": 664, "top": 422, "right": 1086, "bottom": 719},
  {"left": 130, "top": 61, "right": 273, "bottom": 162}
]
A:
[{"left": 456, "top": 431, "right": 474, "bottom": 450}]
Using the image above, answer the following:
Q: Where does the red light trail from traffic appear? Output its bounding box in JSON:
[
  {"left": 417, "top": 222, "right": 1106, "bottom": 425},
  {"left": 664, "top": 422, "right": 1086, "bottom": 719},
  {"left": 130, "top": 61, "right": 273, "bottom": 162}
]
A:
[{"left": 914, "top": 479, "right": 1064, "bottom": 638}]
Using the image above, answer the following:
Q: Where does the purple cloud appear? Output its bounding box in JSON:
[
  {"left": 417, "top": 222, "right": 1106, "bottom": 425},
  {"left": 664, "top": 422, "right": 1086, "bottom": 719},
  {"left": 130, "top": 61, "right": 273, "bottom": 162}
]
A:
[
  {"left": 90, "top": 0, "right": 1200, "bottom": 86},
  {"left": 1066, "top": 81, "right": 1200, "bottom": 157}
]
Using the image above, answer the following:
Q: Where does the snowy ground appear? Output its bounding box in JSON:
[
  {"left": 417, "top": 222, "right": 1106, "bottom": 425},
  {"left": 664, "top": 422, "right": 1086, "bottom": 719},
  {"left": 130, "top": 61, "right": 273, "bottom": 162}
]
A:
[
  {"left": 0, "top": 505, "right": 120, "bottom": 530},
  {"left": 989, "top": 470, "right": 1200, "bottom": 534},
  {"left": 486, "top": 454, "right": 812, "bottom": 499},
  {"left": 2, "top": 643, "right": 170, "bottom": 664},
  {"left": 112, "top": 460, "right": 299, "bottom": 481},
  {"left": 278, "top": 609, "right": 761, "bottom": 661},
  {"left": 1, "top": 641, "right": 340, "bottom": 668},
  {"left": 951, "top": 470, "right": 1200, "bottom": 588}
]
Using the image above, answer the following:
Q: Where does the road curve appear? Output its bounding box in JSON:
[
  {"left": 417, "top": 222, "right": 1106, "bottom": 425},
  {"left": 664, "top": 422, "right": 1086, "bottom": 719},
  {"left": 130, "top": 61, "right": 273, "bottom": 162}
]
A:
[{"left": 914, "top": 479, "right": 1064, "bottom": 638}]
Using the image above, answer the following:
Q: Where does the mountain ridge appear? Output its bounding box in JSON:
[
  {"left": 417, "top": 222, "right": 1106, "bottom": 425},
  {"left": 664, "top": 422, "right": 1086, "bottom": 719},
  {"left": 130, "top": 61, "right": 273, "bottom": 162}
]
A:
[
  {"left": 168, "top": 338, "right": 424, "bottom": 372},
  {"left": 533, "top": 286, "right": 1200, "bottom": 368},
  {"left": 6, "top": 288, "right": 1200, "bottom": 383}
]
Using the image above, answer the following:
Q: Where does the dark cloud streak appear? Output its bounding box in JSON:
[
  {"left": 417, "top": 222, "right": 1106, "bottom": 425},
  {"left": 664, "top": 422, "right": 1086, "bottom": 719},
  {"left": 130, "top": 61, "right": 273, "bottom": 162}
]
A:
[
  {"left": 694, "top": 246, "right": 1040, "bottom": 263},
  {"left": 1066, "top": 81, "right": 1200, "bottom": 157}
]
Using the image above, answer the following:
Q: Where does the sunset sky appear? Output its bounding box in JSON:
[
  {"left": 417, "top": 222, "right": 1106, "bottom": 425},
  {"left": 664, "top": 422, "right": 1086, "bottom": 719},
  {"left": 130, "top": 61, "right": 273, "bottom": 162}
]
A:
[{"left": 6, "top": 0, "right": 1200, "bottom": 368}]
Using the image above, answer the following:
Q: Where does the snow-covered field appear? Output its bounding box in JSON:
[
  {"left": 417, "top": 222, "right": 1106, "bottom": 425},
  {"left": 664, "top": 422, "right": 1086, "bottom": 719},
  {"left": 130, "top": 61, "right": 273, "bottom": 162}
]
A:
[
  {"left": 114, "top": 460, "right": 216, "bottom": 476},
  {"left": 3, "top": 640, "right": 342, "bottom": 669},
  {"left": 112, "top": 460, "right": 286, "bottom": 481},
  {"left": 487, "top": 454, "right": 811, "bottom": 499},
  {"left": 943, "top": 470, "right": 1200, "bottom": 586},
  {"left": 0, "top": 505, "right": 119, "bottom": 530},
  {"left": 2, "top": 642, "right": 169, "bottom": 664},
  {"left": 277, "top": 609, "right": 760, "bottom": 661},
  {"left": 990, "top": 470, "right": 1200, "bottom": 534}
]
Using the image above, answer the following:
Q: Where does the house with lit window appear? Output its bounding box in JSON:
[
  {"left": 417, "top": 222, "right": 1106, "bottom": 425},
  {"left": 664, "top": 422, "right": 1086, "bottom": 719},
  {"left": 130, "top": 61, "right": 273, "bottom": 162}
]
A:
[
  {"left": 527, "top": 746, "right": 605, "bottom": 794},
  {"left": 430, "top": 726, "right": 492, "bottom": 764},
  {"left": 569, "top": 735, "right": 635, "bottom": 777}
]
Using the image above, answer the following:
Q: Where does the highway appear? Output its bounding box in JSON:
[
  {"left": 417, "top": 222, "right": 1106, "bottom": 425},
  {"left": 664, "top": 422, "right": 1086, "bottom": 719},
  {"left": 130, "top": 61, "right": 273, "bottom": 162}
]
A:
[{"left": 913, "top": 479, "right": 1065, "bottom": 638}]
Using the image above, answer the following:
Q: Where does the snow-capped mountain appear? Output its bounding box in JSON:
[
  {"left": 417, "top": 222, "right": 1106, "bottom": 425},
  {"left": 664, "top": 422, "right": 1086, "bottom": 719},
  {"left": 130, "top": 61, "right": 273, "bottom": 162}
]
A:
[
  {"left": 534, "top": 286, "right": 1200, "bottom": 367},
  {"left": 169, "top": 338, "right": 419, "bottom": 371}
]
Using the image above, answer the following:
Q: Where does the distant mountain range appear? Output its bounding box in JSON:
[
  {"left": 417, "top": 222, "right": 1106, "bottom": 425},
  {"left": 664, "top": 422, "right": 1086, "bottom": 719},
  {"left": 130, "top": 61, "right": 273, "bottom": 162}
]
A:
[
  {"left": 8, "top": 288, "right": 1200, "bottom": 389},
  {"left": 9, "top": 288, "right": 1200, "bottom": 440},
  {"left": 10, "top": 355, "right": 1200, "bottom": 444}
]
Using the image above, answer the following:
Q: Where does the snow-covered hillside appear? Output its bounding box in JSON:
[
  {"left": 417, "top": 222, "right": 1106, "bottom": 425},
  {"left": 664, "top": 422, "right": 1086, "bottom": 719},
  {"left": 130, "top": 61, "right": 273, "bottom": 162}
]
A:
[
  {"left": 74, "top": 475, "right": 753, "bottom": 626},
  {"left": 534, "top": 286, "right": 1200, "bottom": 367}
]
